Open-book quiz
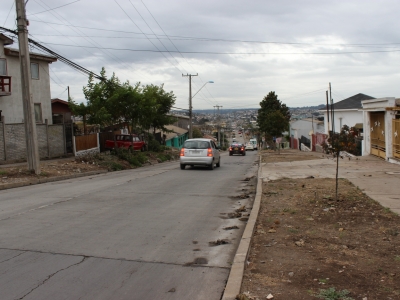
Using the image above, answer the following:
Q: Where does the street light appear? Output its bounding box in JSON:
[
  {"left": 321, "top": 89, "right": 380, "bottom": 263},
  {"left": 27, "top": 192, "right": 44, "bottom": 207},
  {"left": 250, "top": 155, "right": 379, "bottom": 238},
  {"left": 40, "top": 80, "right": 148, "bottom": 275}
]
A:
[
  {"left": 187, "top": 80, "right": 214, "bottom": 139},
  {"left": 192, "top": 80, "right": 214, "bottom": 99}
]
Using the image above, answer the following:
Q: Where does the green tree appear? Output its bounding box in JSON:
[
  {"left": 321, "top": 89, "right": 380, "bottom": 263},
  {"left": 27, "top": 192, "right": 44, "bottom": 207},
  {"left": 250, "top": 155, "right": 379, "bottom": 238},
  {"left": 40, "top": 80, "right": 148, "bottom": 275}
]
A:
[
  {"left": 68, "top": 97, "right": 90, "bottom": 134},
  {"left": 192, "top": 127, "right": 203, "bottom": 138},
  {"left": 79, "top": 68, "right": 176, "bottom": 136},
  {"left": 257, "top": 91, "right": 291, "bottom": 146},
  {"left": 140, "top": 84, "right": 176, "bottom": 134},
  {"left": 82, "top": 68, "right": 124, "bottom": 128}
]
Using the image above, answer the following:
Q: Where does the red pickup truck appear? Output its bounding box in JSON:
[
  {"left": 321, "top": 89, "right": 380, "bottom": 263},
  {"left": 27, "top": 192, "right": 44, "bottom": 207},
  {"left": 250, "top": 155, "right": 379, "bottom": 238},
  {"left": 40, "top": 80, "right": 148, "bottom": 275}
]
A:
[{"left": 105, "top": 134, "right": 146, "bottom": 151}]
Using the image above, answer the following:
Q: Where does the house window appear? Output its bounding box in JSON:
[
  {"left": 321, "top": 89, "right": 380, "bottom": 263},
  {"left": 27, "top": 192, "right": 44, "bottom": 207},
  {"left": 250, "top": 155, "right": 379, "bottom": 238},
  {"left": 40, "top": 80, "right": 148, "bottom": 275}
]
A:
[
  {"left": 0, "top": 59, "right": 6, "bottom": 75},
  {"left": 34, "top": 103, "right": 42, "bottom": 123},
  {"left": 31, "top": 63, "right": 39, "bottom": 79}
]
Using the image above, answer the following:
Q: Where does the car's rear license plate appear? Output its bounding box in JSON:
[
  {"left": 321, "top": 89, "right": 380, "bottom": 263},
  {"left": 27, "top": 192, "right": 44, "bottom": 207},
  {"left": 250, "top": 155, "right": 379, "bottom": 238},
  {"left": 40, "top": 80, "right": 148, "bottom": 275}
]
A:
[
  {"left": 192, "top": 150, "right": 200, "bottom": 154},
  {"left": 234, "top": 147, "right": 238, "bottom": 150}
]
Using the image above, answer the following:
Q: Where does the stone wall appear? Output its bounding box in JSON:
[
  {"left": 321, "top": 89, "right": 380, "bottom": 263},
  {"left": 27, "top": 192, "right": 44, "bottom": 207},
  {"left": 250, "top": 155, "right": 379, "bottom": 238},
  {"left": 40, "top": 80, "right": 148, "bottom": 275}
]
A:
[
  {"left": 0, "top": 121, "right": 66, "bottom": 161},
  {"left": 48, "top": 125, "right": 65, "bottom": 157},
  {"left": 0, "top": 122, "right": 4, "bottom": 160},
  {"left": 5, "top": 123, "right": 26, "bottom": 160}
]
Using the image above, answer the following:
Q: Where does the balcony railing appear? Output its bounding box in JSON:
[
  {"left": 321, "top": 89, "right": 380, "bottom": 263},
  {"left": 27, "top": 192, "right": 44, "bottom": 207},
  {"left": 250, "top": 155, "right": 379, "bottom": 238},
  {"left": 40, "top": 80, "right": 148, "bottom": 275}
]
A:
[{"left": 0, "top": 75, "right": 11, "bottom": 96}]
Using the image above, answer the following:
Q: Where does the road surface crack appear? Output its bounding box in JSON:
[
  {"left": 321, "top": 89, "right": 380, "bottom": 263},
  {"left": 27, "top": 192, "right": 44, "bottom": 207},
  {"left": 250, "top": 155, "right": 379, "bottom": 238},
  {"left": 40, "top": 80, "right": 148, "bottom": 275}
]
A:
[
  {"left": 0, "top": 246, "right": 230, "bottom": 271},
  {"left": 0, "top": 251, "right": 25, "bottom": 264},
  {"left": 17, "top": 256, "right": 87, "bottom": 300}
]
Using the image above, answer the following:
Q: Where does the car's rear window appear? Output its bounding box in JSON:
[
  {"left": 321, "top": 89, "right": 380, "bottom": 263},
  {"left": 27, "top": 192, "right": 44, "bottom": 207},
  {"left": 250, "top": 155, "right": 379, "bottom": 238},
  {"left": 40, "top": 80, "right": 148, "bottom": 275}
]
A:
[{"left": 184, "top": 140, "right": 210, "bottom": 149}]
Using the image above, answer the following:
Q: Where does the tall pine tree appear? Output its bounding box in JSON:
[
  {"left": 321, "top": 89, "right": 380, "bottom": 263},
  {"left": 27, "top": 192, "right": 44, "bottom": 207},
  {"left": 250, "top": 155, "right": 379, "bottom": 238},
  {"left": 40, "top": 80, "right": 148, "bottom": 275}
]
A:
[{"left": 257, "top": 91, "right": 291, "bottom": 144}]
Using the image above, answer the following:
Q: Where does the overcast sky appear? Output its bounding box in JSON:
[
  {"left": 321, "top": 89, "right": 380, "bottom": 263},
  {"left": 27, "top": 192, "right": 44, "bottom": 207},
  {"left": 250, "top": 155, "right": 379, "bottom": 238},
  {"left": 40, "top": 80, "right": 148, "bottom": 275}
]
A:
[{"left": 2, "top": 0, "right": 400, "bottom": 110}]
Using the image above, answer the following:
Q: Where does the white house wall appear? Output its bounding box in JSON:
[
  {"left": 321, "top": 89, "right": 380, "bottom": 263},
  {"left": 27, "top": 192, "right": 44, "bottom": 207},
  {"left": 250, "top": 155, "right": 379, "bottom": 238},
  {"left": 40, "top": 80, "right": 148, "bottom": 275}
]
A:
[
  {"left": 0, "top": 53, "right": 53, "bottom": 124},
  {"left": 290, "top": 119, "right": 324, "bottom": 138},
  {"left": 321, "top": 110, "right": 362, "bottom": 134}
]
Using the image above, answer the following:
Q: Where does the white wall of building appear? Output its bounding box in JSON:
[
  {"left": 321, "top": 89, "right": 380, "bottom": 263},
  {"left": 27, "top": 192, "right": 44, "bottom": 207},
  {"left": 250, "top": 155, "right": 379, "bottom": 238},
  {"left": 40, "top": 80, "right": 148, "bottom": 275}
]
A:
[
  {"left": 290, "top": 119, "right": 324, "bottom": 138},
  {"left": 0, "top": 47, "right": 54, "bottom": 124},
  {"left": 320, "top": 109, "right": 362, "bottom": 134}
]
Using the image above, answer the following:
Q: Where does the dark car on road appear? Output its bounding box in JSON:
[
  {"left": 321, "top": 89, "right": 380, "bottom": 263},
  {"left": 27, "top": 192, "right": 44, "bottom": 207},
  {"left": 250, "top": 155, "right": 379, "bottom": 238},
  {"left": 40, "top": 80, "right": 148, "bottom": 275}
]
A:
[{"left": 229, "top": 143, "right": 245, "bottom": 156}]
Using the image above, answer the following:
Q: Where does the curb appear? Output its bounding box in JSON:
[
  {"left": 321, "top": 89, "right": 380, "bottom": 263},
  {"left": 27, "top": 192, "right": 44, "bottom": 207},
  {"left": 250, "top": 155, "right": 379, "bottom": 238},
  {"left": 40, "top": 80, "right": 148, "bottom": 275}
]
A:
[
  {"left": 222, "top": 155, "right": 263, "bottom": 299},
  {"left": 0, "top": 169, "right": 108, "bottom": 191}
]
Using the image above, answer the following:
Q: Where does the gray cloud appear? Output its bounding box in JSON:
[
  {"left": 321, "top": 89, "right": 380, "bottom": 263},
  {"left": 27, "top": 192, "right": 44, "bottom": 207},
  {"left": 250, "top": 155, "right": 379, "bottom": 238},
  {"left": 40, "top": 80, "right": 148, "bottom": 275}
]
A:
[{"left": 2, "top": 0, "right": 400, "bottom": 110}]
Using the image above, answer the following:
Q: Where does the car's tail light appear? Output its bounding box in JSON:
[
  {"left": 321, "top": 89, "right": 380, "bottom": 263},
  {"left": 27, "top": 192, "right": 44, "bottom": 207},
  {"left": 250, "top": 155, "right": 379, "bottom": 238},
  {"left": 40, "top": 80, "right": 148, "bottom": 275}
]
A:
[
  {"left": 229, "top": 147, "right": 232, "bottom": 151},
  {"left": 207, "top": 148, "right": 213, "bottom": 157},
  {"left": 180, "top": 148, "right": 185, "bottom": 156},
  {"left": 241, "top": 147, "right": 244, "bottom": 150}
]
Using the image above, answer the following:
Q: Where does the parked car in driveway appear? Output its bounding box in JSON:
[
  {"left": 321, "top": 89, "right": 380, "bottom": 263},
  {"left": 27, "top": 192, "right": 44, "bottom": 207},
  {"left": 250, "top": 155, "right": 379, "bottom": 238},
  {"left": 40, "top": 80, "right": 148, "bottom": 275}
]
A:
[
  {"left": 105, "top": 134, "right": 146, "bottom": 151},
  {"left": 245, "top": 142, "right": 254, "bottom": 151},
  {"left": 229, "top": 143, "right": 245, "bottom": 156},
  {"left": 180, "top": 138, "right": 221, "bottom": 170}
]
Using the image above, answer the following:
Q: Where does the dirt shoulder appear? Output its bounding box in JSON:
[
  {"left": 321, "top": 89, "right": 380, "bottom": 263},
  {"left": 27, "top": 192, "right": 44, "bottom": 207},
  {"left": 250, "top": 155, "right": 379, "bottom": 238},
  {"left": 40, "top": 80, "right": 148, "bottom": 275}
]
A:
[
  {"left": 0, "top": 150, "right": 180, "bottom": 189},
  {"left": 240, "top": 150, "right": 400, "bottom": 300}
]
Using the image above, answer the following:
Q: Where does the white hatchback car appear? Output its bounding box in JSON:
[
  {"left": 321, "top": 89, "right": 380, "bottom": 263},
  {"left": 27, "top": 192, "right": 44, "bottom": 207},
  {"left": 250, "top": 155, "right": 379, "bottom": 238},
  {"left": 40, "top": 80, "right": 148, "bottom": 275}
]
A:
[{"left": 180, "top": 138, "right": 221, "bottom": 170}]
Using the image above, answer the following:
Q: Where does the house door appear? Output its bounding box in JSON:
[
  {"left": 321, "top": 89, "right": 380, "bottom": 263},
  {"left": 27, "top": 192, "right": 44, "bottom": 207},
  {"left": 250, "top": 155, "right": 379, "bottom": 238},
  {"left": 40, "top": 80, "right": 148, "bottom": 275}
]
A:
[
  {"left": 393, "top": 119, "right": 400, "bottom": 160},
  {"left": 370, "top": 112, "right": 386, "bottom": 159}
]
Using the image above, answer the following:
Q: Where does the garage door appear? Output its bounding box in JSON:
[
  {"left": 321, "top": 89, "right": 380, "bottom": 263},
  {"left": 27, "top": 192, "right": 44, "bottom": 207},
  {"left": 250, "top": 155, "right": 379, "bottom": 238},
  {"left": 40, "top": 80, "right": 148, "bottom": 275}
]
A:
[{"left": 370, "top": 112, "right": 385, "bottom": 159}]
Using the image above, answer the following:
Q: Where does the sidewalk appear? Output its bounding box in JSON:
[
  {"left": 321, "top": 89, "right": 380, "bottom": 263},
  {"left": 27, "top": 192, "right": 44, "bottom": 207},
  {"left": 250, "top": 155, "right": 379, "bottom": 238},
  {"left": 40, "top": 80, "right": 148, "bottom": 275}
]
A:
[{"left": 260, "top": 154, "right": 400, "bottom": 214}]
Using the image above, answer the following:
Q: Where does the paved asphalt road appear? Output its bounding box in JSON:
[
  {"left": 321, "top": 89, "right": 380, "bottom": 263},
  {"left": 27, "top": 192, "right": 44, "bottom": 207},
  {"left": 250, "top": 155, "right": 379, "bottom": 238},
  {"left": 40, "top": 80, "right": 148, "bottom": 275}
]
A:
[{"left": 0, "top": 149, "right": 258, "bottom": 300}]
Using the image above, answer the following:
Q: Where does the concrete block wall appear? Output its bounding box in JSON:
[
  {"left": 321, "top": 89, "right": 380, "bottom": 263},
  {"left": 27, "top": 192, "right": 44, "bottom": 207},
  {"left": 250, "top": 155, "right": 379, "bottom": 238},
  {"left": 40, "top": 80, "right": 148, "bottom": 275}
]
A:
[
  {"left": 0, "top": 122, "right": 65, "bottom": 161},
  {"left": 48, "top": 125, "right": 65, "bottom": 157},
  {"left": 5, "top": 123, "right": 26, "bottom": 160},
  {"left": 37, "top": 124, "right": 48, "bottom": 158},
  {"left": 0, "top": 122, "right": 4, "bottom": 160}
]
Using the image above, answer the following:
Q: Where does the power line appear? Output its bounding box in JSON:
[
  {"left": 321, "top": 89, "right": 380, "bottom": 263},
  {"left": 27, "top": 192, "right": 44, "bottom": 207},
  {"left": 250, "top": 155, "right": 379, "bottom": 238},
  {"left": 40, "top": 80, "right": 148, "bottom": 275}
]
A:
[
  {"left": 28, "top": 0, "right": 81, "bottom": 16},
  {"left": 30, "top": 0, "right": 153, "bottom": 83},
  {"left": 3, "top": 1, "right": 14, "bottom": 27},
  {"left": 139, "top": 0, "right": 217, "bottom": 106},
  {"left": 0, "top": 25, "right": 104, "bottom": 79},
  {"left": 29, "top": 20, "right": 400, "bottom": 48},
  {"left": 128, "top": 0, "right": 188, "bottom": 74},
  {"left": 281, "top": 88, "right": 327, "bottom": 101},
  {"left": 34, "top": 42, "right": 400, "bottom": 55},
  {"left": 114, "top": 0, "right": 185, "bottom": 75}
]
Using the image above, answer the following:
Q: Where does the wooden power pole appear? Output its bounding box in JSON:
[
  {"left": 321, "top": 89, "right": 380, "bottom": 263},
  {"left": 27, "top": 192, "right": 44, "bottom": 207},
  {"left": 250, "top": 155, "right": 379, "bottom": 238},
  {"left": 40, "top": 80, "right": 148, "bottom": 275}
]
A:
[
  {"left": 182, "top": 73, "right": 198, "bottom": 139},
  {"left": 16, "top": 0, "right": 41, "bottom": 174},
  {"left": 214, "top": 105, "right": 223, "bottom": 146}
]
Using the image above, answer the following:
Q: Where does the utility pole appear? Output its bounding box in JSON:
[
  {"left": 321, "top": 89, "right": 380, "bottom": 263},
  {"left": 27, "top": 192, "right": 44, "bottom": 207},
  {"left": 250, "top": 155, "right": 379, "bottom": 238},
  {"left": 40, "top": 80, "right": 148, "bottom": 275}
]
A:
[
  {"left": 214, "top": 105, "right": 222, "bottom": 146},
  {"left": 325, "top": 90, "right": 330, "bottom": 137},
  {"left": 182, "top": 73, "right": 198, "bottom": 139},
  {"left": 329, "top": 82, "right": 334, "bottom": 134},
  {"left": 67, "top": 86, "right": 70, "bottom": 100},
  {"left": 16, "top": 0, "right": 40, "bottom": 174}
]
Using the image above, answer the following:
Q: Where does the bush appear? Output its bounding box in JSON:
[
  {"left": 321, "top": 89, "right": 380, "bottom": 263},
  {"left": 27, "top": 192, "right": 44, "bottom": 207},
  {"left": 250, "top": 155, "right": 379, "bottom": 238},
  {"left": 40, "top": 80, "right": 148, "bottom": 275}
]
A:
[
  {"left": 157, "top": 154, "right": 168, "bottom": 162},
  {"left": 160, "top": 145, "right": 171, "bottom": 151},
  {"left": 99, "top": 161, "right": 125, "bottom": 171},
  {"left": 148, "top": 139, "right": 161, "bottom": 152},
  {"left": 127, "top": 156, "right": 141, "bottom": 167},
  {"left": 135, "top": 152, "right": 148, "bottom": 164}
]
